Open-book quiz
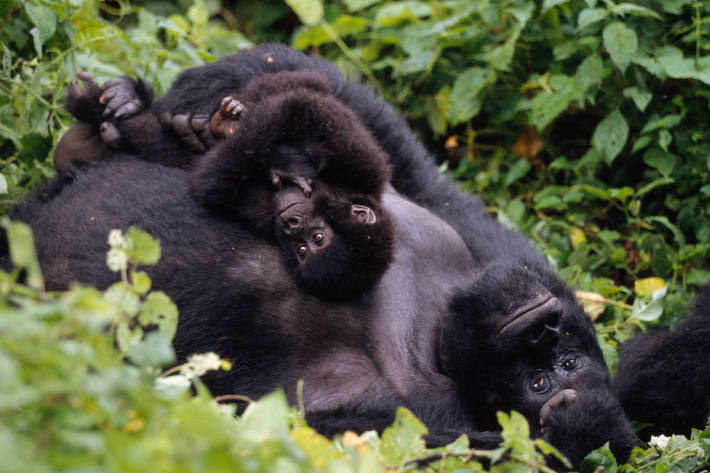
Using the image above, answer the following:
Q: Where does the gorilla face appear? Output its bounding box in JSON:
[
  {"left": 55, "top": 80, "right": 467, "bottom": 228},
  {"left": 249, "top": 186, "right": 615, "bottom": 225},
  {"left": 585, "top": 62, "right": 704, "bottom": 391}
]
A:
[{"left": 436, "top": 262, "right": 634, "bottom": 465}]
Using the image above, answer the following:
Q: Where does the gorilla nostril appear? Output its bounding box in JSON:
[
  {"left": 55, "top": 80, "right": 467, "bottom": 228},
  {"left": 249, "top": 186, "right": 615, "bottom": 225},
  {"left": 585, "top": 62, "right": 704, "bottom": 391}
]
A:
[{"left": 539, "top": 389, "right": 578, "bottom": 426}]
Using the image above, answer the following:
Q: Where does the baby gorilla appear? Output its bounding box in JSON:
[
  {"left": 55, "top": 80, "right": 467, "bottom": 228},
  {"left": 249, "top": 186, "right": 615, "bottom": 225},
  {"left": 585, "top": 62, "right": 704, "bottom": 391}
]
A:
[{"left": 56, "top": 71, "right": 395, "bottom": 299}]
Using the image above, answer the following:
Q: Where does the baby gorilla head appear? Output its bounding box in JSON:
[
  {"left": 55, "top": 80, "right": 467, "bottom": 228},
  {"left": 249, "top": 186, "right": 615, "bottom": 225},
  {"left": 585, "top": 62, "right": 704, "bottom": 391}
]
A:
[
  {"left": 436, "top": 262, "right": 634, "bottom": 466},
  {"left": 273, "top": 186, "right": 394, "bottom": 300}
]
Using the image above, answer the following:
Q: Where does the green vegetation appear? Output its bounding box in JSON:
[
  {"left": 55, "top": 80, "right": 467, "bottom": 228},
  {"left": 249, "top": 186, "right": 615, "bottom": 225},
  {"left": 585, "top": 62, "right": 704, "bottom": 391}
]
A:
[{"left": 1, "top": 0, "right": 710, "bottom": 471}]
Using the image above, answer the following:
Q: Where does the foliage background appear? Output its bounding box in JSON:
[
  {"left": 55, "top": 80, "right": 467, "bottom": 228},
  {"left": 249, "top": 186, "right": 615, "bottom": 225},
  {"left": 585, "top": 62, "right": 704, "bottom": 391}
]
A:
[{"left": 1, "top": 0, "right": 710, "bottom": 471}]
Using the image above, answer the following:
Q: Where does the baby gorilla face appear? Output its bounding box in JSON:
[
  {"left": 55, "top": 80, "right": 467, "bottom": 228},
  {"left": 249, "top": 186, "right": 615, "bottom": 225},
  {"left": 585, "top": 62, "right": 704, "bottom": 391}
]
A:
[{"left": 272, "top": 186, "right": 393, "bottom": 300}]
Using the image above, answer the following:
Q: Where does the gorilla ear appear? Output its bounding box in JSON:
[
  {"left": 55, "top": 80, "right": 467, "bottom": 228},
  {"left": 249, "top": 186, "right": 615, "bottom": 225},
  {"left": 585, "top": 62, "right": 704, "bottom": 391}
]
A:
[{"left": 351, "top": 204, "right": 376, "bottom": 225}]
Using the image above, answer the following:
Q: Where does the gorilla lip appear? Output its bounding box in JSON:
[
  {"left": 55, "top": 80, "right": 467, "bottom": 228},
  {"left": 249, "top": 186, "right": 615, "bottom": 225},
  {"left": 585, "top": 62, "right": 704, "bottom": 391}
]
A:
[{"left": 497, "top": 295, "right": 556, "bottom": 335}]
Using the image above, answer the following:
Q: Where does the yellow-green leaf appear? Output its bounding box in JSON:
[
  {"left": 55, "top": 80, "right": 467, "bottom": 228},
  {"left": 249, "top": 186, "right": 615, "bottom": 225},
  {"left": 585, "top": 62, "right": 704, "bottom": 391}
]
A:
[{"left": 634, "top": 277, "right": 666, "bottom": 297}]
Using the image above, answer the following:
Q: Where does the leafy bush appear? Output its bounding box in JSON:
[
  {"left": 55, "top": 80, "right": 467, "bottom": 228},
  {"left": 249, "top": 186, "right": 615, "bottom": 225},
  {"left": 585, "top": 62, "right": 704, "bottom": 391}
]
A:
[{"left": 2, "top": 0, "right": 710, "bottom": 470}]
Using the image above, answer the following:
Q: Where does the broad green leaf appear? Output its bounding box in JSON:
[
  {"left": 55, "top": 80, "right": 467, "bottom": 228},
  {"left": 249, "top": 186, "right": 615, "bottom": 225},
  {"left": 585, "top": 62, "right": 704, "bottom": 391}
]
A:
[
  {"left": 643, "top": 148, "right": 675, "bottom": 177},
  {"left": 646, "top": 216, "right": 685, "bottom": 246},
  {"left": 575, "top": 53, "right": 603, "bottom": 93},
  {"left": 631, "top": 297, "right": 663, "bottom": 322},
  {"left": 658, "top": 129, "right": 672, "bottom": 152},
  {"left": 380, "top": 407, "right": 427, "bottom": 465},
  {"left": 660, "top": 0, "right": 691, "bottom": 14},
  {"left": 634, "top": 277, "right": 666, "bottom": 297},
  {"left": 603, "top": 22, "right": 638, "bottom": 73},
  {"left": 343, "top": 0, "right": 383, "bottom": 12},
  {"left": 623, "top": 86, "right": 652, "bottom": 111},
  {"left": 505, "top": 159, "right": 532, "bottom": 186},
  {"left": 578, "top": 8, "right": 608, "bottom": 30},
  {"left": 3, "top": 220, "right": 43, "bottom": 290},
  {"left": 139, "top": 291, "right": 178, "bottom": 339},
  {"left": 635, "top": 177, "right": 674, "bottom": 197},
  {"left": 542, "top": 0, "right": 570, "bottom": 14},
  {"left": 285, "top": 0, "right": 324, "bottom": 26},
  {"left": 641, "top": 113, "right": 683, "bottom": 135},
  {"left": 581, "top": 442, "right": 618, "bottom": 473},
  {"left": 24, "top": 2, "right": 57, "bottom": 44},
  {"left": 375, "top": 2, "right": 431, "bottom": 26},
  {"left": 239, "top": 391, "right": 291, "bottom": 441},
  {"left": 447, "top": 67, "right": 494, "bottom": 125},
  {"left": 0, "top": 173, "right": 6, "bottom": 194},
  {"left": 593, "top": 109, "right": 629, "bottom": 165},
  {"left": 127, "top": 227, "right": 161, "bottom": 266},
  {"left": 186, "top": 0, "right": 208, "bottom": 26},
  {"left": 530, "top": 75, "right": 574, "bottom": 130},
  {"left": 612, "top": 3, "right": 662, "bottom": 19},
  {"left": 126, "top": 331, "right": 175, "bottom": 367}
]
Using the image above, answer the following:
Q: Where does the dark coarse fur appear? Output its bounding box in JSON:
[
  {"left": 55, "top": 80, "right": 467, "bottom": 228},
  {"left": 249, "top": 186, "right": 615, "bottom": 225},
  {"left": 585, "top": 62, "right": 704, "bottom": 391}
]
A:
[
  {"left": 147, "top": 44, "right": 635, "bottom": 464},
  {"left": 4, "top": 44, "right": 638, "bottom": 467},
  {"left": 54, "top": 71, "right": 396, "bottom": 300},
  {"left": 613, "top": 285, "right": 710, "bottom": 437}
]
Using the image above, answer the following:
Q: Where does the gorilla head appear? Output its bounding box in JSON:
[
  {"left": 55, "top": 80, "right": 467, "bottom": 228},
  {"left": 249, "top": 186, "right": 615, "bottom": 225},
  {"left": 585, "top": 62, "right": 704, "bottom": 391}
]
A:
[
  {"left": 273, "top": 185, "right": 394, "bottom": 300},
  {"left": 436, "top": 262, "right": 635, "bottom": 465}
]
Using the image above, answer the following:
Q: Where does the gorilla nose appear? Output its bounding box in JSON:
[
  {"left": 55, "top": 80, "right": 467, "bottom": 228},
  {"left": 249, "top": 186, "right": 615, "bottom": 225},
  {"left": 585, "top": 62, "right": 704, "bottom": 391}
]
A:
[
  {"left": 278, "top": 214, "right": 304, "bottom": 234},
  {"left": 539, "top": 389, "right": 578, "bottom": 426}
]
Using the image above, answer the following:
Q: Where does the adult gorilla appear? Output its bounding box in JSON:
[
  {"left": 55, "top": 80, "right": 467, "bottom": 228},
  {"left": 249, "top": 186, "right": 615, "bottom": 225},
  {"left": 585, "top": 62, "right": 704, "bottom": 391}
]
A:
[{"left": 1, "top": 44, "right": 635, "bottom": 466}]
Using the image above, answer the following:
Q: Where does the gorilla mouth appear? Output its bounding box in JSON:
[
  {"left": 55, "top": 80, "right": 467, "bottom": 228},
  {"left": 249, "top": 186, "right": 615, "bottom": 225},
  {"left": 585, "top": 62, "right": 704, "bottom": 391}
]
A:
[
  {"left": 497, "top": 295, "right": 557, "bottom": 335},
  {"left": 539, "top": 389, "right": 578, "bottom": 426}
]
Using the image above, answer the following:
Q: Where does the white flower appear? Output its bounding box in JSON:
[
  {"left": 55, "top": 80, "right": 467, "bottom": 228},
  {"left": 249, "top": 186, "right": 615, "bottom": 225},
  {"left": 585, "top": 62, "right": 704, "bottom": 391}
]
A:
[
  {"left": 180, "top": 352, "right": 223, "bottom": 379},
  {"left": 106, "top": 248, "right": 128, "bottom": 272},
  {"left": 650, "top": 434, "right": 670, "bottom": 450}
]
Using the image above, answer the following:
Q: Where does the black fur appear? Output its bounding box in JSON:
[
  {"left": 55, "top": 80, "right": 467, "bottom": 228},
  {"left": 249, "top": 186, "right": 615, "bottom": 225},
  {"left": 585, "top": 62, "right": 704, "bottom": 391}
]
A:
[
  {"left": 4, "top": 44, "right": 638, "bottom": 466},
  {"left": 613, "top": 286, "right": 710, "bottom": 437}
]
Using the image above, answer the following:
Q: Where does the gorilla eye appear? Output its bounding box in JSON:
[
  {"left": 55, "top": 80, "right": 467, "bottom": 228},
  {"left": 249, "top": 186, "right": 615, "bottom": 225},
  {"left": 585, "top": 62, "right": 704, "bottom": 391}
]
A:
[
  {"left": 562, "top": 358, "right": 578, "bottom": 371},
  {"left": 296, "top": 244, "right": 307, "bottom": 256},
  {"left": 312, "top": 232, "right": 324, "bottom": 244},
  {"left": 531, "top": 376, "right": 546, "bottom": 392}
]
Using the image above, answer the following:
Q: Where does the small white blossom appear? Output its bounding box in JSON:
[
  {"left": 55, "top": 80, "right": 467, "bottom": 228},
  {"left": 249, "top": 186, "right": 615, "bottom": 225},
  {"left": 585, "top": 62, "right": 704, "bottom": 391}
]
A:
[
  {"left": 106, "top": 248, "right": 128, "bottom": 272},
  {"left": 108, "top": 229, "right": 133, "bottom": 250},
  {"left": 180, "top": 352, "right": 223, "bottom": 379},
  {"left": 650, "top": 434, "right": 670, "bottom": 450}
]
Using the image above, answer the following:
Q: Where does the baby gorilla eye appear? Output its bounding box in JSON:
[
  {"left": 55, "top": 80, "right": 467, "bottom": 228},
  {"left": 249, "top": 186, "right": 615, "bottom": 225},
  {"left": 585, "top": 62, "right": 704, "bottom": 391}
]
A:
[
  {"left": 562, "top": 358, "right": 578, "bottom": 371},
  {"left": 312, "top": 232, "right": 325, "bottom": 244},
  {"left": 296, "top": 244, "right": 307, "bottom": 256},
  {"left": 531, "top": 376, "right": 547, "bottom": 392}
]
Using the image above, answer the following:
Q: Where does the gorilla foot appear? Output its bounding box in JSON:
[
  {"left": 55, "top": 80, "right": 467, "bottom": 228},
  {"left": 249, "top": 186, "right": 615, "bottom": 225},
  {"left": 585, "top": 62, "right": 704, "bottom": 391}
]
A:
[
  {"left": 159, "top": 111, "right": 215, "bottom": 153},
  {"left": 210, "top": 96, "right": 245, "bottom": 138},
  {"left": 270, "top": 170, "right": 313, "bottom": 197}
]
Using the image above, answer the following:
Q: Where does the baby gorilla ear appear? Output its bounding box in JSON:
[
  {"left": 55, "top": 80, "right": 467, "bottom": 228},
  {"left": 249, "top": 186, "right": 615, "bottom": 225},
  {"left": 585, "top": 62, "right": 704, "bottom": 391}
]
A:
[{"left": 351, "top": 204, "right": 376, "bottom": 225}]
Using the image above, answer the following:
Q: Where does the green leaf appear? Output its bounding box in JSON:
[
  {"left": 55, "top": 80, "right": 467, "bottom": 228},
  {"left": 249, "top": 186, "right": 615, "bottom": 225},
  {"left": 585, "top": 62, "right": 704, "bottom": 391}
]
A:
[
  {"left": 505, "top": 159, "right": 532, "bottom": 186},
  {"left": 603, "top": 22, "right": 638, "bottom": 73},
  {"left": 126, "top": 227, "right": 161, "bottom": 266},
  {"left": 611, "top": 3, "right": 662, "bottom": 19},
  {"left": 446, "top": 67, "right": 494, "bottom": 125},
  {"left": 658, "top": 129, "right": 672, "bottom": 152},
  {"left": 239, "top": 391, "right": 291, "bottom": 441},
  {"left": 581, "top": 442, "right": 618, "bottom": 473},
  {"left": 139, "top": 291, "right": 178, "bottom": 340},
  {"left": 593, "top": 109, "right": 629, "bottom": 165},
  {"left": 0, "top": 173, "right": 6, "bottom": 195},
  {"left": 381, "top": 407, "right": 428, "bottom": 465},
  {"left": 343, "top": 0, "right": 383, "bottom": 12},
  {"left": 635, "top": 177, "right": 674, "bottom": 197},
  {"left": 641, "top": 113, "right": 683, "bottom": 134},
  {"left": 126, "top": 331, "right": 175, "bottom": 367},
  {"left": 24, "top": 2, "right": 57, "bottom": 44},
  {"left": 3, "top": 220, "right": 43, "bottom": 290},
  {"left": 375, "top": 2, "right": 431, "bottom": 26},
  {"left": 643, "top": 148, "right": 676, "bottom": 176},
  {"left": 186, "top": 0, "right": 209, "bottom": 26},
  {"left": 132, "top": 271, "right": 152, "bottom": 294},
  {"left": 530, "top": 75, "right": 574, "bottom": 130},
  {"left": 646, "top": 216, "right": 685, "bottom": 246},
  {"left": 575, "top": 53, "right": 603, "bottom": 94},
  {"left": 285, "top": 0, "right": 324, "bottom": 26},
  {"left": 578, "top": 8, "right": 608, "bottom": 30},
  {"left": 623, "top": 86, "right": 652, "bottom": 111}
]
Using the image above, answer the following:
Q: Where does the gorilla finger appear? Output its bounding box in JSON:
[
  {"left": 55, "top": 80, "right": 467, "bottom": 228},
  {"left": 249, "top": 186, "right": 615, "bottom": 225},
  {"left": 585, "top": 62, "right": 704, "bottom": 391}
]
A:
[
  {"left": 158, "top": 111, "right": 174, "bottom": 127},
  {"left": 76, "top": 72, "right": 98, "bottom": 89},
  {"left": 191, "top": 114, "right": 217, "bottom": 148},
  {"left": 173, "top": 114, "right": 206, "bottom": 153},
  {"left": 68, "top": 78, "right": 81, "bottom": 98},
  {"left": 113, "top": 100, "right": 142, "bottom": 119},
  {"left": 99, "top": 122, "right": 122, "bottom": 148}
]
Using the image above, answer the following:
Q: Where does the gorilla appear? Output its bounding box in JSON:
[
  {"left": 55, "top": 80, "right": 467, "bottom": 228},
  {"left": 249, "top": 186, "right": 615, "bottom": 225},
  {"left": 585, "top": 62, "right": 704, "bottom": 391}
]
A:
[
  {"left": 58, "top": 71, "right": 396, "bottom": 300},
  {"left": 2, "top": 44, "right": 636, "bottom": 466},
  {"left": 614, "top": 285, "right": 710, "bottom": 437}
]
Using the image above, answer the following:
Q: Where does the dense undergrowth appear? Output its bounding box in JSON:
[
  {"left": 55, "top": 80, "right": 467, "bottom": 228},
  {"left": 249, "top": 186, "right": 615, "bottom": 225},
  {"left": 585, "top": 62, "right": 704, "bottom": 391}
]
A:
[{"left": 1, "top": 0, "right": 710, "bottom": 471}]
